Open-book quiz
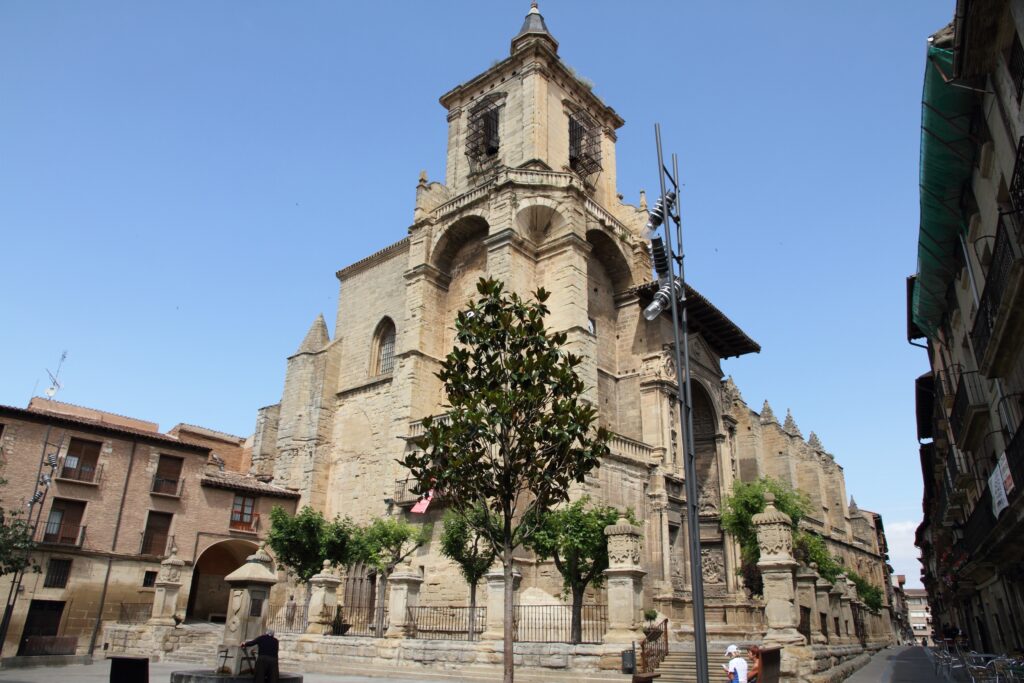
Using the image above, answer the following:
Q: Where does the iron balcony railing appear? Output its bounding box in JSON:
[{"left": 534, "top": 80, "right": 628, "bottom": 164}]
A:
[
  {"left": 37, "top": 522, "right": 86, "bottom": 547},
  {"left": 56, "top": 457, "right": 102, "bottom": 484},
  {"left": 151, "top": 474, "right": 184, "bottom": 497},
  {"left": 950, "top": 371, "right": 987, "bottom": 445},
  {"left": 963, "top": 485, "right": 997, "bottom": 555},
  {"left": 139, "top": 531, "right": 174, "bottom": 557},
  {"left": 1012, "top": 136, "right": 1024, "bottom": 214},
  {"left": 229, "top": 512, "right": 260, "bottom": 533},
  {"left": 972, "top": 216, "right": 1021, "bottom": 368},
  {"left": 1006, "top": 426, "right": 1024, "bottom": 503}
]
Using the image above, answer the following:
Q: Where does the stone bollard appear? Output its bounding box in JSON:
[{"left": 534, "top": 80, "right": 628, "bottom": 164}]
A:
[
  {"left": 483, "top": 562, "right": 521, "bottom": 640},
  {"left": 305, "top": 560, "right": 341, "bottom": 635},
  {"left": 386, "top": 563, "right": 423, "bottom": 638},
  {"left": 753, "top": 493, "right": 804, "bottom": 646},
  {"left": 603, "top": 516, "right": 646, "bottom": 643},
  {"left": 148, "top": 547, "right": 185, "bottom": 626},
  {"left": 796, "top": 564, "right": 826, "bottom": 644},
  {"left": 812, "top": 565, "right": 833, "bottom": 644}
]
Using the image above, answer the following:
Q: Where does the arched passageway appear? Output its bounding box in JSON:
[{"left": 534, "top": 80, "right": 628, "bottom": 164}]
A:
[{"left": 186, "top": 539, "right": 261, "bottom": 621}]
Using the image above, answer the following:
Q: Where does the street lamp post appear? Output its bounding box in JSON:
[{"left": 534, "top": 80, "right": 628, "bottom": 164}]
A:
[{"left": 644, "top": 124, "right": 710, "bottom": 683}]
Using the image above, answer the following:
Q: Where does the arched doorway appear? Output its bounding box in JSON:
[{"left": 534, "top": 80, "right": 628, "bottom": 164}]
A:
[{"left": 186, "top": 539, "right": 261, "bottom": 621}]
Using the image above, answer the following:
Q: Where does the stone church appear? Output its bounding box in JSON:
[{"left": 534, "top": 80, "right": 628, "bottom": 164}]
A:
[{"left": 249, "top": 3, "right": 894, "bottom": 641}]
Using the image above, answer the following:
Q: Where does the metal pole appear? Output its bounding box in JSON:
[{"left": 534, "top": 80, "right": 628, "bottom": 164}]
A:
[{"left": 653, "top": 124, "right": 709, "bottom": 683}]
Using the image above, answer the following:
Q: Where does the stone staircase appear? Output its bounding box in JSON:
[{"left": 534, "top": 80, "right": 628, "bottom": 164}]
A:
[{"left": 650, "top": 650, "right": 732, "bottom": 683}]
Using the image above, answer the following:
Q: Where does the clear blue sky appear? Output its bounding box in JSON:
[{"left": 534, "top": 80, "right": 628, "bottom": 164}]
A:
[{"left": 0, "top": 1, "right": 950, "bottom": 587}]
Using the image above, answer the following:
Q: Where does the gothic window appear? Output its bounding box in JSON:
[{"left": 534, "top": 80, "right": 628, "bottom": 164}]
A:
[
  {"left": 568, "top": 109, "right": 602, "bottom": 178},
  {"left": 466, "top": 95, "right": 502, "bottom": 171},
  {"left": 373, "top": 318, "right": 396, "bottom": 376}
]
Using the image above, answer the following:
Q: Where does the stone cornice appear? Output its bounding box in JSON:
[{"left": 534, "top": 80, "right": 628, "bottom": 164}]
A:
[{"left": 337, "top": 238, "right": 410, "bottom": 280}]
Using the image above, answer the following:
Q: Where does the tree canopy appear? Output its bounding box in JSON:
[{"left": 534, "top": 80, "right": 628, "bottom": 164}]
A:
[{"left": 266, "top": 505, "right": 354, "bottom": 585}]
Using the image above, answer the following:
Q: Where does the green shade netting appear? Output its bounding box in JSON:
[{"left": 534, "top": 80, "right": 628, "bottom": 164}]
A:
[{"left": 912, "top": 45, "right": 977, "bottom": 338}]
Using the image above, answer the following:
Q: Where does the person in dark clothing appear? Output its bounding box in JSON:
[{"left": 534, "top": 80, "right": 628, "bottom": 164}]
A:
[{"left": 242, "top": 629, "right": 279, "bottom": 683}]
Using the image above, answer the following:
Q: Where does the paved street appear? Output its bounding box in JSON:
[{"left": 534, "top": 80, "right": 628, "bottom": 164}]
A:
[
  {"left": 845, "top": 645, "right": 944, "bottom": 683},
  {"left": 0, "top": 659, "right": 433, "bottom": 683}
]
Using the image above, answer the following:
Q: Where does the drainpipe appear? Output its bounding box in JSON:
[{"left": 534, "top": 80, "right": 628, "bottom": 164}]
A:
[{"left": 87, "top": 440, "right": 137, "bottom": 655}]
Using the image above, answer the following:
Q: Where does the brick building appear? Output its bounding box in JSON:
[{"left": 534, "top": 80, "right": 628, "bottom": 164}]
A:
[{"left": 0, "top": 399, "right": 298, "bottom": 656}]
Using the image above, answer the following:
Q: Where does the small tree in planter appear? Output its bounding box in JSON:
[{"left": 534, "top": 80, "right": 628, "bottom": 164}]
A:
[
  {"left": 267, "top": 505, "right": 355, "bottom": 606},
  {"left": 351, "top": 517, "right": 431, "bottom": 635},
  {"left": 643, "top": 608, "right": 659, "bottom": 633},
  {"left": 439, "top": 506, "right": 496, "bottom": 641}
]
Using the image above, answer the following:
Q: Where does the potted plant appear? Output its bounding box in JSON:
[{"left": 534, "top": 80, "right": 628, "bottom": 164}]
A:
[{"left": 643, "top": 608, "right": 660, "bottom": 635}]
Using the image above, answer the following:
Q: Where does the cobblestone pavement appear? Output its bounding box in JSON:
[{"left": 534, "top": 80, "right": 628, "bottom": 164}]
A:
[
  {"left": 0, "top": 658, "right": 434, "bottom": 683},
  {"left": 844, "top": 645, "right": 944, "bottom": 683}
]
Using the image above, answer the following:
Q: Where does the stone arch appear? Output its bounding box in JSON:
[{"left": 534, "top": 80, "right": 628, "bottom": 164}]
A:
[
  {"left": 513, "top": 199, "right": 568, "bottom": 245},
  {"left": 430, "top": 214, "right": 489, "bottom": 274},
  {"left": 690, "top": 379, "right": 722, "bottom": 440},
  {"left": 432, "top": 215, "right": 490, "bottom": 355},
  {"left": 585, "top": 229, "right": 633, "bottom": 294},
  {"left": 370, "top": 316, "right": 396, "bottom": 376},
  {"left": 185, "top": 538, "right": 265, "bottom": 621},
  {"left": 691, "top": 381, "right": 723, "bottom": 516}
]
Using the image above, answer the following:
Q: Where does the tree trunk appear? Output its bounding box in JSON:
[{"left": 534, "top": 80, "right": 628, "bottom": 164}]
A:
[
  {"left": 570, "top": 584, "right": 584, "bottom": 645},
  {"left": 503, "top": 545, "right": 514, "bottom": 683},
  {"left": 469, "top": 581, "right": 478, "bottom": 642}
]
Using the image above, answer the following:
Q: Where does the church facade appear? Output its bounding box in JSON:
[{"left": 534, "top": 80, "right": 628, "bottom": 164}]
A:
[{"left": 249, "top": 4, "right": 895, "bottom": 643}]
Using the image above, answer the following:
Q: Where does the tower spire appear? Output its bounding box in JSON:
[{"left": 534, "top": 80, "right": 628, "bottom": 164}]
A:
[{"left": 511, "top": 2, "right": 558, "bottom": 54}]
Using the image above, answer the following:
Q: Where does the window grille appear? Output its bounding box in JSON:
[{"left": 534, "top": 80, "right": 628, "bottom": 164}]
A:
[
  {"left": 44, "top": 558, "right": 71, "bottom": 588},
  {"left": 466, "top": 96, "right": 502, "bottom": 171},
  {"left": 377, "top": 322, "right": 396, "bottom": 375},
  {"left": 568, "top": 110, "right": 602, "bottom": 178},
  {"left": 1010, "top": 32, "right": 1024, "bottom": 102}
]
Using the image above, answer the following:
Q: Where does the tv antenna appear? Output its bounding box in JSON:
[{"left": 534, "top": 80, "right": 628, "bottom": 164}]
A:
[{"left": 44, "top": 351, "right": 67, "bottom": 399}]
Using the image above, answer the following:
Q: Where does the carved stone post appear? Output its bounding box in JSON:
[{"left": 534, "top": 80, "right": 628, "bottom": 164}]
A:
[
  {"left": 219, "top": 543, "right": 277, "bottom": 675},
  {"left": 813, "top": 567, "right": 833, "bottom": 644},
  {"left": 753, "top": 493, "right": 803, "bottom": 646},
  {"left": 796, "top": 564, "right": 825, "bottom": 644},
  {"left": 838, "top": 575, "right": 855, "bottom": 642},
  {"left": 148, "top": 547, "right": 184, "bottom": 626},
  {"left": 483, "top": 562, "right": 521, "bottom": 640},
  {"left": 305, "top": 560, "right": 341, "bottom": 635},
  {"left": 386, "top": 563, "right": 423, "bottom": 638},
  {"left": 828, "top": 581, "right": 844, "bottom": 642},
  {"left": 603, "top": 516, "right": 646, "bottom": 643}
]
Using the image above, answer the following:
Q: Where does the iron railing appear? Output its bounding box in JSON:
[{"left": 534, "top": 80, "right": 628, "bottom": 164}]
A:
[
  {"left": 512, "top": 604, "right": 607, "bottom": 644},
  {"left": 406, "top": 606, "right": 486, "bottom": 641},
  {"left": 151, "top": 475, "right": 184, "bottom": 497},
  {"left": 972, "top": 216, "right": 1020, "bottom": 366},
  {"left": 139, "top": 531, "right": 173, "bottom": 556},
  {"left": 963, "top": 485, "right": 997, "bottom": 555},
  {"left": 266, "top": 603, "right": 309, "bottom": 634},
  {"left": 394, "top": 478, "right": 422, "bottom": 507},
  {"left": 229, "top": 512, "right": 260, "bottom": 533},
  {"left": 56, "top": 458, "right": 102, "bottom": 484},
  {"left": 950, "top": 371, "right": 986, "bottom": 444},
  {"left": 1007, "top": 426, "right": 1024, "bottom": 501},
  {"left": 338, "top": 606, "right": 389, "bottom": 637},
  {"left": 1012, "top": 136, "right": 1024, "bottom": 213},
  {"left": 638, "top": 618, "right": 669, "bottom": 674},
  {"left": 37, "top": 522, "right": 85, "bottom": 547},
  {"left": 118, "top": 602, "right": 153, "bottom": 624}
]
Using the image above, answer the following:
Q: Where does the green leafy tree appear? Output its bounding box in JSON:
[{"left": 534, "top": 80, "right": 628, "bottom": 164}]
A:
[
  {"left": 526, "top": 497, "right": 633, "bottom": 644},
  {"left": 267, "top": 505, "right": 354, "bottom": 602},
  {"left": 846, "top": 571, "right": 883, "bottom": 613},
  {"left": 439, "top": 506, "right": 496, "bottom": 641},
  {"left": 402, "top": 278, "right": 609, "bottom": 683},
  {"left": 350, "top": 517, "right": 431, "bottom": 634},
  {"left": 720, "top": 477, "right": 809, "bottom": 596},
  {"left": 793, "top": 531, "right": 841, "bottom": 582},
  {"left": 0, "top": 505, "right": 35, "bottom": 577}
]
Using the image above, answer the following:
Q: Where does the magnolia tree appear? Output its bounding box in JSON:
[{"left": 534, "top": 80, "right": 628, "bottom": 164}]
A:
[{"left": 403, "top": 278, "right": 609, "bottom": 683}]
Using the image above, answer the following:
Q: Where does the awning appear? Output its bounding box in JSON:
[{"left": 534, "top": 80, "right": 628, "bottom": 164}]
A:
[{"left": 911, "top": 45, "right": 978, "bottom": 338}]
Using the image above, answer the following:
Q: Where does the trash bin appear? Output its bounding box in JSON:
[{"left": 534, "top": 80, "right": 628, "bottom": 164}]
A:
[
  {"left": 621, "top": 648, "right": 636, "bottom": 674},
  {"left": 109, "top": 655, "right": 148, "bottom": 683}
]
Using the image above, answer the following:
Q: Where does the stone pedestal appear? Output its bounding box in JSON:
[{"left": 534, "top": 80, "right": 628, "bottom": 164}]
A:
[
  {"left": 814, "top": 569, "right": 834, "bottom": 644},
  {"left": 828, "top": 581, "right": 844, "bottom": 642},
  {"left": 603, "top": 517, "right": 645, "bottom": 643},
  {"left": 753, "top": 494, "right": 804, "bottom": 646},
  {"left": 218, "top": 543, "right": 277, "bottom": 675},
  {"left": 796, "top": 565, "right": 825, "bottom": 644},
  {"left": 305, "top": 561, "right": 341, "bottom": 635},
  {"left": 838, "top": 576, "right": 855, "bottom": 642},
  {"left": 385, "top": 564, "right": 423, "bottom": 638},
  {"left": 483, "top": 563, "right": 521, "bottom": 640},
  {"left": 149, "top": 548, "right": 184, "bottom": 626}
]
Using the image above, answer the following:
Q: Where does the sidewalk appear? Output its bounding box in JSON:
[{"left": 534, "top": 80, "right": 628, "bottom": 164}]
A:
[
  {"left": 845, "top": 645, "right": 944, "bottom": 683},
  {"left": 0, "top": 658, "right": 434, "bottom": 683}
]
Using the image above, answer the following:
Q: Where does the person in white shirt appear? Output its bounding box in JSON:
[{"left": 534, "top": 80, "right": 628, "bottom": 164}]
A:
[{"left": 724, "top": 644, "right": 748, "bottom": 683}]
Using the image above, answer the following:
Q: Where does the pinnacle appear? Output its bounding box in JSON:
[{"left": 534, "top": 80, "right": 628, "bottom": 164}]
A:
[
  {"left": 760, "top": 400, "right": 776, "bottom": 424},
  {"left": 783, "top": 409, "right": 801, "bottom": 437},
  {"left": 297, "top": 313, "right": 330, "bottom": 354}
]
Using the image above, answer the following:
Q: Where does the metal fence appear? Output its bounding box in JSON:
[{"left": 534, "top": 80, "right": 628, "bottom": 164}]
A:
[
  {"left": 265, "top": 604, "right": 389, "bottom": 637},
  {"left": 512, "top": 604, "right": 607, "bottom": 644},
  {"left": 118, "top": 602, "right": 153, "bottom": 624},
  {"left": 339, "top": 606, "right": 389, "bottom": 637},
  {"left": 266, "top": 603, "right": 309, "bottom": 634},
  {"left": 406, "top": 606, "right": 486, "bottom": 641}
]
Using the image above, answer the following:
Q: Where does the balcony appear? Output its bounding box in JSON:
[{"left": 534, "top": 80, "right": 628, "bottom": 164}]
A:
[
  {"left": 1006, "top": 427, "right": 1024, "bottom": 503},
  {"left": 962, "top": 487, "right": 997, "bottom": 555},
  {"left": 151, "top": 475, "right": 184, "bottom": 498},
  {"left": 394, "top": 478, "right": 427, "bottom": 508},
  {"left": 37, "top": 522, "right": 86, "bottom": 547},
  {"left": 971, "top": 215, "right": 1024, "bottom": 377},
  {"left": 56, "top": 458, "right": 102, "bottom": 485},
  {"left": 229, "top": 512, "right": 260, "bottom": 533},
  {"left": 139, "top": 531, "right": 173, "bottom": 557},
  {"left": 950, "top": 371, "right": 987, "bottom": 446}
]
